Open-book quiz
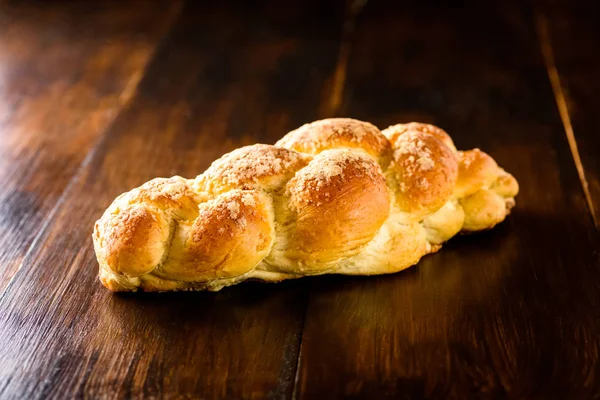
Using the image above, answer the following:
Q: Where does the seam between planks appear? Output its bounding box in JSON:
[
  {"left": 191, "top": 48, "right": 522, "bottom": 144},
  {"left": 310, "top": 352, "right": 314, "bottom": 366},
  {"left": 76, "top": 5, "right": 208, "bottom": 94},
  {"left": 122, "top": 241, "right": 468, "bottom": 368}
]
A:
[
  {"left": 291, "top": 1, "right": 368, "bottom": 398},
  {"left": 290, "top": 291, "right": 308, "bottom": 400},
  {"left": 319, "top": 0, "right": 367, "bottom": 118},
  {"left": 0, "top": 1, "right": 186, "bottom": 301},
  {"left": 534, "top": 10, "right": 599, "bottom": 230}
]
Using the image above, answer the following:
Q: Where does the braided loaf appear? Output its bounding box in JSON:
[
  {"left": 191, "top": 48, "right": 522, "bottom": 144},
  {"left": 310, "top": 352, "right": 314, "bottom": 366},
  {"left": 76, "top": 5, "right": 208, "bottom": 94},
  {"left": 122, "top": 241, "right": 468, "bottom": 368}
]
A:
[{"left": 93, "top": 119, "right": 518, "bottom": 292}]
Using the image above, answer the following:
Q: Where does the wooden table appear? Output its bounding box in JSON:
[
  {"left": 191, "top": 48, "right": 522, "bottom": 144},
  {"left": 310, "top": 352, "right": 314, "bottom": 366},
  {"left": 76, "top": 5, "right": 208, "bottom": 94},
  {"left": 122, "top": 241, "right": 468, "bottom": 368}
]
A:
[{"left": 1, "top": 0, "right": 599, "bottom": 398}]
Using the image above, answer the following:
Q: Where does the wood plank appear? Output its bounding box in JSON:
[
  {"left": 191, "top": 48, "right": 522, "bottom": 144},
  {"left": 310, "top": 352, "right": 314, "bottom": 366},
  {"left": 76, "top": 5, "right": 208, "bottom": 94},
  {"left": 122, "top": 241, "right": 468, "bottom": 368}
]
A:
[
  {"left": 0, "top": 0, "right": 182, "bottom": 291},
  {"left": 0, "top": 1, "right": 343, "bottom": 398},
  {"left": 535, "top": 0, "right": 600, "bottom": 227},
  {"left": 296, "top": 1, "right": 600, "bottom": 398}
]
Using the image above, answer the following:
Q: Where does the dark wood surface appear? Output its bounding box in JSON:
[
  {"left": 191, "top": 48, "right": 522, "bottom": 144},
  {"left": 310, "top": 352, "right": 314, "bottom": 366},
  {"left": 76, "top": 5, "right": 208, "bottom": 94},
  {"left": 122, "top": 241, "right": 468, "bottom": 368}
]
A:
[
  {"left": 0, "top": 0, "right": 599, "bottom": 399},
  {"left": 0, "top": 0, "right": 182, "bottom": 291},
  {"left": 538, "top": 0, "right": 600, "bottom": 227}
]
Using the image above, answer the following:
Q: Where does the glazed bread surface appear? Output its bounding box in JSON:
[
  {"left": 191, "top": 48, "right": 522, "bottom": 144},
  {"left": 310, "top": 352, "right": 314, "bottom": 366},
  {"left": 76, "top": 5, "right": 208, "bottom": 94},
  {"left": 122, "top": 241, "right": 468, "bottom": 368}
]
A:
[{"left": 93, "top": 119, "right": 518, "bottom": 292}]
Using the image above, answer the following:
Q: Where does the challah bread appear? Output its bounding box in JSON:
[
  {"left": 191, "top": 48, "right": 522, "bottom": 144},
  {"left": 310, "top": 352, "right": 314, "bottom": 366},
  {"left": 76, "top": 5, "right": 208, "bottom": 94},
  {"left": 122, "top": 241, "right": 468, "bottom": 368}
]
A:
[{"left": 93, "top": 118, "right": 519, "bottom": 292}]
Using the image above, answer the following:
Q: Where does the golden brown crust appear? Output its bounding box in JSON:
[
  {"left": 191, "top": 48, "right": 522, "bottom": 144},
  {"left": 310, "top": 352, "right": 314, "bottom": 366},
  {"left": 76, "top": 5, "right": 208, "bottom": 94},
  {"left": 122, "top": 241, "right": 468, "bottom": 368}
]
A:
[
  {"left": 125, "top": 176, "right": 202, "bottom": 220},
  {"left": 196, "top": 144, "right": 312, "bottom": 194},
  {"left": 93, "top": 118, "right": 519, "bottom": 292},
  {"left": 93, "top": 204, "right": 170, "bottom": 277},
  {"left": 98, "top": 267, "right": 139, "bottom": 291},
  {"left": 454, "top": 149, "right": 500, "bottom": 198},
  {"left": 156, "top": 190, "right": 273, "bottom": 282},
  {"left": 490, "top": 169, "right": 519, "bottom": 198},
  {"left": 276, "top": 118, "right": 391, "bottom": 165},
  {"left": 387, "top": 131, "right": 458, "bottom": 221},
  {"left": 460, "top": 189, "right": 507, "bottom": 232},
  {"left": 382, "top": 122, "right": 457, "bottom": 152},
  {"left": 284, "top": 150, "right": 389, "bottom": 269}
]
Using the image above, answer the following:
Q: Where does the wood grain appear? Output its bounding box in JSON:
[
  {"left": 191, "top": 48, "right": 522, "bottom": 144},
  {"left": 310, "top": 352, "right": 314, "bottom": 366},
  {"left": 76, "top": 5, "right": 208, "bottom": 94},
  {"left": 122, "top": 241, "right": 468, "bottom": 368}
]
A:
[
  {"left": 296, "top": 1, "right": 600, "bottom": 398},
  {"left": 536, "top": 0, "right": 600, "bottom": 227},
  {"left": 0, "top": 0, "right": 182, "bottom": 292},
  {"left": 0, "top": 1, "right": 343, "bottom": 398},
  {"left": 1, "top": 1, "right": 599, "bottom": 399}
]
